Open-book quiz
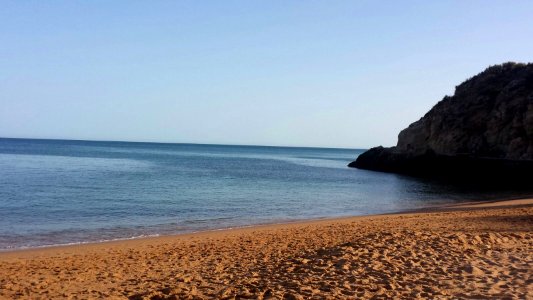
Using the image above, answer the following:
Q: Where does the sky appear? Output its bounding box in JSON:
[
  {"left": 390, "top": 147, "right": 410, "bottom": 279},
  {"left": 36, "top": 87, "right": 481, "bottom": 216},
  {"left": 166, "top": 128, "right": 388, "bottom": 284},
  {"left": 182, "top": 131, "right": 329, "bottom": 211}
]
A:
[{"left": 1, "top": 1, "right": 532, "bottom": 148}]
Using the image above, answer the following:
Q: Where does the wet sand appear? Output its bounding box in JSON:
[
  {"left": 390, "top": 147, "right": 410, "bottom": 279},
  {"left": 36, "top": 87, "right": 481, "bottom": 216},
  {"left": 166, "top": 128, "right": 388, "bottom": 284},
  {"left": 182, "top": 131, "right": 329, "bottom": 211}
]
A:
[{"left": 1, "top": 199, "right": 532, "bottom": 299}]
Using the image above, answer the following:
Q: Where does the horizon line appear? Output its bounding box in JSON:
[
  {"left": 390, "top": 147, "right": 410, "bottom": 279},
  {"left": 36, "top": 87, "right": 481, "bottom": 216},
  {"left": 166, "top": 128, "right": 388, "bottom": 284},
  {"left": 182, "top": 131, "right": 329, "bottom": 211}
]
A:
[{"left": 0, "top": 136, "right": 369, "bottom": 151}]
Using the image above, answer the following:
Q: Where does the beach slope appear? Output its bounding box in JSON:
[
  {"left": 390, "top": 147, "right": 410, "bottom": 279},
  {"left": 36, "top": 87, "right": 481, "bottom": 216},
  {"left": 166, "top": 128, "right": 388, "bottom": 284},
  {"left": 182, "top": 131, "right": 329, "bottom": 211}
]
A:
[{"left": 1, "top": 199, "right": 532, "bottom": 299}]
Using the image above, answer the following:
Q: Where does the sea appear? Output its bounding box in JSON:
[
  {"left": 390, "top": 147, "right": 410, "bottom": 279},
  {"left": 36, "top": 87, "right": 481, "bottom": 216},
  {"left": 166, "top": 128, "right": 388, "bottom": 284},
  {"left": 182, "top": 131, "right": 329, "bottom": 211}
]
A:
[{"left": 0, "top": 138, "right": 528, "bottom": 250}]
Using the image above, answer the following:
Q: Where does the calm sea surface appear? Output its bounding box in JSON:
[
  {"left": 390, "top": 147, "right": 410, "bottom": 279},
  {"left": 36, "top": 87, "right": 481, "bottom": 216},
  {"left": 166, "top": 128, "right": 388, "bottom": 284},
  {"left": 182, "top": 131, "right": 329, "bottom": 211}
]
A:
[{"left": 0, "top": 138, "right": 528, "bottom": 250}]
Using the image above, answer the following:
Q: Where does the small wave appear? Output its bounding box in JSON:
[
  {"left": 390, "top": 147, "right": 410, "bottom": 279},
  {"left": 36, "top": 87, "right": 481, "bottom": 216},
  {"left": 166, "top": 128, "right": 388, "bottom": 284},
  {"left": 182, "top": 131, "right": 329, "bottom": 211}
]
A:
[{"left": 0, "top": 233, "right": 161, "bottom": 252}]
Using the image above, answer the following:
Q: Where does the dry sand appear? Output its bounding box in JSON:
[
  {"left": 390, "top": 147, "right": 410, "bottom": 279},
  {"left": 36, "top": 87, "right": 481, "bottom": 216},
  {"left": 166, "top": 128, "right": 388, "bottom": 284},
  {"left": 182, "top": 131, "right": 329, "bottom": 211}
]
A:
[{"left": 0, "top": 199, "right": 532, "bottom": 299}]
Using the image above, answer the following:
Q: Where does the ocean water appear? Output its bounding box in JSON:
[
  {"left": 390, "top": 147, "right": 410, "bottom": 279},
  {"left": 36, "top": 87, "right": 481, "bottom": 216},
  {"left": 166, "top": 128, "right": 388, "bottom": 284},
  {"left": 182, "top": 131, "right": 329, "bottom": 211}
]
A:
[{"left": 0, "top": 138, "right": 527, "bottom": 250}]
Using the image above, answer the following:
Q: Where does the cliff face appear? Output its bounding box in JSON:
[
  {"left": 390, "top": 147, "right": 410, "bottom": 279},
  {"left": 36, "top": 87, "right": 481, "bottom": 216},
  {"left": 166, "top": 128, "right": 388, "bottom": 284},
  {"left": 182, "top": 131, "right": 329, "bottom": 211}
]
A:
[{"left": 349, "top": 62, "right": 533, "bottom": 184}]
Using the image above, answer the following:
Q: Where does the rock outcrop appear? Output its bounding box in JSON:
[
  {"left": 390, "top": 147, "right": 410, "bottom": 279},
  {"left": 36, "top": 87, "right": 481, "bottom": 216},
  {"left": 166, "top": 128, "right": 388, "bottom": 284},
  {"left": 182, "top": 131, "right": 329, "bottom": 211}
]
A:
[{"left": 349, "top": 62, "right": 533, "bottom": 185}]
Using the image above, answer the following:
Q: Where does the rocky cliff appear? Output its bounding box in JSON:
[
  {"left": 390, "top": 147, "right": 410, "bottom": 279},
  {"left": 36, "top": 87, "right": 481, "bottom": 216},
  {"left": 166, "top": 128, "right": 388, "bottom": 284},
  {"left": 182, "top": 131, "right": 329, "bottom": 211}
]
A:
[{"left": 349, "top": 62, "right": 533, "bottom": 184}]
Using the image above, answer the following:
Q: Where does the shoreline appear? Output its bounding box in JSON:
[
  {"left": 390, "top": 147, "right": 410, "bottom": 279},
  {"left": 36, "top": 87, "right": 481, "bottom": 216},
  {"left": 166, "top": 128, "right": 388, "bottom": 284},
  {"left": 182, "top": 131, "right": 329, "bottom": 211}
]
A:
[
  {"left": 1, "top": 197, "right": 531, "bottom": 298},
  {"left": 0, "top": 197, "right": 531, "bottom": 257},
  {"left": 1, "top": 196, "right": 532, "bottom": 256}
]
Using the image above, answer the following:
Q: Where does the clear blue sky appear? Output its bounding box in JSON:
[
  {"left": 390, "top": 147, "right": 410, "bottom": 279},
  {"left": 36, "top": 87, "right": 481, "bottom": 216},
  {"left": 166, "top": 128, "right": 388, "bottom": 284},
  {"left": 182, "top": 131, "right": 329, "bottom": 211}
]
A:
[{"left": 1, "top": 1, "right": 532, "bottom": 148}]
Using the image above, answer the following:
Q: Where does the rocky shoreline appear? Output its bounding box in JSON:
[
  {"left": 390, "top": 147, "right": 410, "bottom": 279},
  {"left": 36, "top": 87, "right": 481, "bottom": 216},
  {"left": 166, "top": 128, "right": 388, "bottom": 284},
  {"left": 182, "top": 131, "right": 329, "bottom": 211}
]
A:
[
  {"left": 349, "top": 146, "right": 533, "bottom": 185},
  {"left": 350, "top": 62, "right": 533, "bottom": 185}
]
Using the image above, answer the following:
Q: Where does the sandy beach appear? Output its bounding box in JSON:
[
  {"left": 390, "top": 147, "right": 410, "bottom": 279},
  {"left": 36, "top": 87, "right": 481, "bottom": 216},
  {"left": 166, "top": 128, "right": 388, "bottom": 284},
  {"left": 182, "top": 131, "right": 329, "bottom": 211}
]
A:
[{"left": 1, "top": 199, "right": 532, "bottom": 299}]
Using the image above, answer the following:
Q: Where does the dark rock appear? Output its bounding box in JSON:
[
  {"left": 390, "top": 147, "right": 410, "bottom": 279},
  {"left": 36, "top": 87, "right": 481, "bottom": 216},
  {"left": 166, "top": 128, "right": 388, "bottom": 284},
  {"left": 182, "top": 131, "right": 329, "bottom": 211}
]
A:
[{"left": 349, "top": 62, "right": 533, "bottom": 185}]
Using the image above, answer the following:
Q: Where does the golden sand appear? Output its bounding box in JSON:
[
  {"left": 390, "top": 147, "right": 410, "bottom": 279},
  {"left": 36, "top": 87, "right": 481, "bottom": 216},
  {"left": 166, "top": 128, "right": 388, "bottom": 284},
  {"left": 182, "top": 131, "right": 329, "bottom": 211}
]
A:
[{"left": 0, "top": 199, "right": 532, "bottom": 299}]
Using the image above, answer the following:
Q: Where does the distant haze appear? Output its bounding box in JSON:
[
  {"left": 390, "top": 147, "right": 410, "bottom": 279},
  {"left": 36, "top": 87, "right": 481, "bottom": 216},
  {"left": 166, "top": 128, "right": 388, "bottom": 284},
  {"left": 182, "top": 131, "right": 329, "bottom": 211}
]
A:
[{"left": 1, "top": 1, "right": 532, "bottom": 148}]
